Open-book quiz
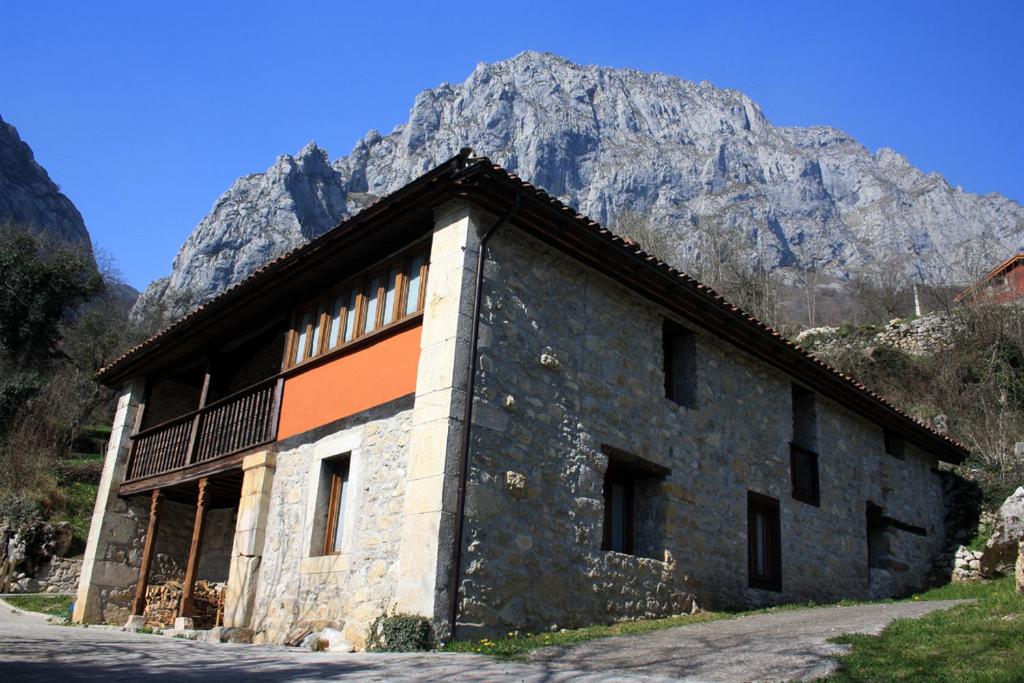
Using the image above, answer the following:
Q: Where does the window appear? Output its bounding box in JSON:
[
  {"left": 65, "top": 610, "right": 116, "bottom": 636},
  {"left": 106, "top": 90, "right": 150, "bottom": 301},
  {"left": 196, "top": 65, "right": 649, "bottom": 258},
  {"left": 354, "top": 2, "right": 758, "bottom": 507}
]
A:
[
  {"left": 286, "top": 244, "right": 429, "bottom": 368},
  {"left": 663, "top": 320, "right": 697, "bottom": 408},
  {"left": 791, "top": 385, "right": 816, "bottom": 450},
  {"left": 884, "top": 430, "right": 905, "bottom": 460},
  {"left": 790, "top": 443, "right": 820, "bottom": 506},
  {"left": 600, "top": 445, "right": 671, "bottom": 556},
  {"left": 320, "top": 457, "right": 350, "bottom": 556},
  {"left": 748, "top": 492, "right": 781, "bottom": 591},
  {"left": 603, "top": 468, "right": 635, "bottom": 554}
]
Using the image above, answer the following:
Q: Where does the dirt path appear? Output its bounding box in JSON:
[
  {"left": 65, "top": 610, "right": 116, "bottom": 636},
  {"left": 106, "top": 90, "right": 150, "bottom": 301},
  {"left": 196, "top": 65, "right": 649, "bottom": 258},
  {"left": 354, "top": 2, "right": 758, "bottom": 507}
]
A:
[
  {"left": 529, "top": 600, "right": 967, "bottom": 681},
  {"left": 0, "top": 599, "right": 965, "bottom": 682}
]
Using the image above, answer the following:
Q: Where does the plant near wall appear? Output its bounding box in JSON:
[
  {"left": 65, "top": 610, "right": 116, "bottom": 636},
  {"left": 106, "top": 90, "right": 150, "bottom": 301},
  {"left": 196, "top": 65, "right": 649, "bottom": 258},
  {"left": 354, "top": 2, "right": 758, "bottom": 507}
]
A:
[{"left": 366, "top": 613, "right": 432, "bottom": 652}]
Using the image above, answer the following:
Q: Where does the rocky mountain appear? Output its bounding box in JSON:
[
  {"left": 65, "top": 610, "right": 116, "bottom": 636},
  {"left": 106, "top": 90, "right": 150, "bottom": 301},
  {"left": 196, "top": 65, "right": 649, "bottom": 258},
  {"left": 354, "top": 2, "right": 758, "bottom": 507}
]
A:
[
  {"left": 0, "top": 115, "right": 94, "bottom": 256},
  {"left": 136, "top": 51, "right": 1024, "bottom": 319}
]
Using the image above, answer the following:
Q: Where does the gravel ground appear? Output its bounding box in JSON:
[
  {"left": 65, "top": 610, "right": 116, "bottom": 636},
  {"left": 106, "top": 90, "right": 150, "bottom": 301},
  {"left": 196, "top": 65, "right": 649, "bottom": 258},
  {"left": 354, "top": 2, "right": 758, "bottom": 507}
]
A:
[{"left": 0, "top": 598, "right": 964, "bottom": 682}]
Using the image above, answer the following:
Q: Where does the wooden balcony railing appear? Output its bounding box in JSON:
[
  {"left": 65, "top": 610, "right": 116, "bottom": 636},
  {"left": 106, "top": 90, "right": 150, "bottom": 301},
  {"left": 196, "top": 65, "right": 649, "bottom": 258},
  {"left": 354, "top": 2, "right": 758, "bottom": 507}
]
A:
[{"left": 126, "top": 377, "right": 282, "bottom": 482}]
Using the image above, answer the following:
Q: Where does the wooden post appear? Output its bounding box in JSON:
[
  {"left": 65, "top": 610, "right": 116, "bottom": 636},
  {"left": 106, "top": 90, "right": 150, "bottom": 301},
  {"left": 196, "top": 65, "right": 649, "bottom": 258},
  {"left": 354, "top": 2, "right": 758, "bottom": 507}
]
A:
[
  {"left": 179, "top": 477, "right": 210, "bottom": 618},
  {"left": 130, "top": 489, "right": 163, "bottom": 615},
  {"left": 184, "top": 364, "right": 212, "bottom": 466}
]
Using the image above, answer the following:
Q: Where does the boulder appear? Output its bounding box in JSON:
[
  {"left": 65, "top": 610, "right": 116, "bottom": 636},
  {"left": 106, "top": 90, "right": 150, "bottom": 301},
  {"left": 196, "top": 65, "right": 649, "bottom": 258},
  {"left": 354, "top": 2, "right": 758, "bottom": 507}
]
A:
[{"left": 980, "top": 486, "right": 1024, "bottom": 576}]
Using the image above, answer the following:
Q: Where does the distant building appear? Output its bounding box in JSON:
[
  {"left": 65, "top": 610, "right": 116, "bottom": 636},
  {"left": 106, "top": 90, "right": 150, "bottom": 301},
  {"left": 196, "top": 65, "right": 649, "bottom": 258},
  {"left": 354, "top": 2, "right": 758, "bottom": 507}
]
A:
[
  {"left": 954, "top": 253, "right": 1024, "bottom": 304},
  {"left": 75, "top": 150, "right": 966, "bottom": 647}
]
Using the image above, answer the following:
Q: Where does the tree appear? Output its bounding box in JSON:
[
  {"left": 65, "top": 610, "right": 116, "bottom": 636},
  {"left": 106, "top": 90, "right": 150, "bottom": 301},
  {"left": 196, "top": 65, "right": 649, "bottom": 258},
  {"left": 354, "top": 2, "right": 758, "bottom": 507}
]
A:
[{"left": 0, "top": 224, "right": 103, "bottom": 370}]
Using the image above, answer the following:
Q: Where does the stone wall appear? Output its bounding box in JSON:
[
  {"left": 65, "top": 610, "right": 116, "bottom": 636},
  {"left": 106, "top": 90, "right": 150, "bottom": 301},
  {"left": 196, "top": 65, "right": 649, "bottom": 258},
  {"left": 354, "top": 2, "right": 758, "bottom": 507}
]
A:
[
  {"left": 952, "top": 546, "right": 984, "bottom": 581},
  {"left": 456, "top": 226, "right": 947, "bottom": 637},
  {"left": 11, "top": 557, "right": 83, "bottom": 594},
  {"left": 151, "top": 500, "right": 237, "bottom": 584},
  {"left": 251, "top": 405, "right": 412, "bottom": 648}
]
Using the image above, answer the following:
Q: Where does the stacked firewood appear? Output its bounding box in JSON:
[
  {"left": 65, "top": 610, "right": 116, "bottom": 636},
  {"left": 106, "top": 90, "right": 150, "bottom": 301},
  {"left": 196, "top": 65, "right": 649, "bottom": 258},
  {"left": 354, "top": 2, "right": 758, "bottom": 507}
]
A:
[{"left": 143, "top": 580, "right": 225, "bottom": 629}]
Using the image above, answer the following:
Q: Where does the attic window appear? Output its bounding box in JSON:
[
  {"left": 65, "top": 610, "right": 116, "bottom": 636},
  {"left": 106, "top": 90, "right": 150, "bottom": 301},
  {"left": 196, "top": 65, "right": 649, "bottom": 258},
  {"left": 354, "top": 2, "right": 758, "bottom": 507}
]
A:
[
  {"left": 663, "top": 320, "right": 697, "bottom": 408},
  {"left": 286, "top": 244, "right": 429, "bottom": 368},
  {"left": 884, "top": 430, "right": 905, "bottom": 460}
]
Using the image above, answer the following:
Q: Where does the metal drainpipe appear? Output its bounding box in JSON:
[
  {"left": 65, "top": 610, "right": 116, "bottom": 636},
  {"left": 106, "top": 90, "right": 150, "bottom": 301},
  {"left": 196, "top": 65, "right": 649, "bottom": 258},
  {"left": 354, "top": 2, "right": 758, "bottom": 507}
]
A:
[{"left": 446, "top": 191, "right": 521, "bottom": 640}]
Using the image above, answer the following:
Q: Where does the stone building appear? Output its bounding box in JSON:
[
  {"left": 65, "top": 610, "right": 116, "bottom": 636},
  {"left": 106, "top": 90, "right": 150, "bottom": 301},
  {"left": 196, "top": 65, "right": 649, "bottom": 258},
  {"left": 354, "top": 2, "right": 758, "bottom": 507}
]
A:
[{"left": 76, "top": 150, "right": 967, "bottom": 646}]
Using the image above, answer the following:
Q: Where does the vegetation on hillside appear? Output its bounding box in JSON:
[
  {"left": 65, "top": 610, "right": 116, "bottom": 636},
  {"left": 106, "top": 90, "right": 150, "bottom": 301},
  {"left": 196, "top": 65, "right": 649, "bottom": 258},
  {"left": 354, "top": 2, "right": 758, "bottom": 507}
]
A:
[
  {"left": 0, "top": 224, "right": 139, "bottom": 551},
  {"left": 805, "top": 305, "right": 1024, "bottom": 511}
]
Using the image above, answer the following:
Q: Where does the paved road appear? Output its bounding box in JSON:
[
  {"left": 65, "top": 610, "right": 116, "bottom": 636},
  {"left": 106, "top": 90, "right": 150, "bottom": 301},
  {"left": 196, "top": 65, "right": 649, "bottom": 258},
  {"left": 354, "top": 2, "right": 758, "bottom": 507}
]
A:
[{"left": 0, "top": 599, "right": 964, "bottom": 682}]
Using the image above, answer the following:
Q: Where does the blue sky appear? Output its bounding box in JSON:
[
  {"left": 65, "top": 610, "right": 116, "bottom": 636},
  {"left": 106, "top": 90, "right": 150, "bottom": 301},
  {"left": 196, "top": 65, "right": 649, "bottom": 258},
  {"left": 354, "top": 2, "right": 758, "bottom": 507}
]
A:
[{"left": 2, "top": 1, "right": 1022, "bottom": 290}]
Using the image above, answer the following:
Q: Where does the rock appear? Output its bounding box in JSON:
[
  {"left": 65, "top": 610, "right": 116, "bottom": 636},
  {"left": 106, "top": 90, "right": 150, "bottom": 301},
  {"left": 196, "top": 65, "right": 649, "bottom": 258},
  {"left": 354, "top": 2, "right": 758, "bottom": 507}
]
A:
[
  {"left": 319, "top": 627, "right": 355, "bottom": 653},
  {"left": 205, "top": 626, "right": 254, "bottom": 644},
  {"left": 1016, "top": 542, "right": 1024, "bottom": 594},
  {"left": 981, "top": 487, "right": 1024, "bottom": 577},
  {"left": 0, "top": 115, "right": 94, "bottom": 254},
  {"left": 300, "top": 627, "right": 354, "bottom": 652},
  {"left": 132, "top": 52, "right": 1024, "bottom": 323}
]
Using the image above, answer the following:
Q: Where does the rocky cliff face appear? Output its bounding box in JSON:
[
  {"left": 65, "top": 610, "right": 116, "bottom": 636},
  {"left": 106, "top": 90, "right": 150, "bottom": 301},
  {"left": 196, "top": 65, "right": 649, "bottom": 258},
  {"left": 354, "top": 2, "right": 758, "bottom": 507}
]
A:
[
  {"left": 0, "top": 115, "right": 94, "bottom": 255},
  {"left": 136, "top": 51, "right": 1024, "bottom": 320}
]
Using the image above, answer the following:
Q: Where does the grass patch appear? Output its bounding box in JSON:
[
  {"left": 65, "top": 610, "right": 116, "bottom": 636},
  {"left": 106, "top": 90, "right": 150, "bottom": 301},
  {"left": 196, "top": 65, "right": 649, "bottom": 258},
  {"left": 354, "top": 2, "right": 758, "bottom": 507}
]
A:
[
  {"left": 966, "top": 520, "right": 993, "bottom": 552},
  {"left": 4, "top": 594, "right": 73, "bottom": 618},
  {"left": 48, "top": 481, "right": 98, "bottom": 555},
  {"left": 823, "top": 577, "right": 1024, "bottom": 682}
]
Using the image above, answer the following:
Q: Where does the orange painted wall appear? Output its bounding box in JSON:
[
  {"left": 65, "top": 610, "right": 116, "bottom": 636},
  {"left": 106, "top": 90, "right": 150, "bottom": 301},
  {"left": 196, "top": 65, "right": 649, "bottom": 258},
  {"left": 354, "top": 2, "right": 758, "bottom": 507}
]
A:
[{"left": 276, "top": 324, "right": 422, "bottom": 440}]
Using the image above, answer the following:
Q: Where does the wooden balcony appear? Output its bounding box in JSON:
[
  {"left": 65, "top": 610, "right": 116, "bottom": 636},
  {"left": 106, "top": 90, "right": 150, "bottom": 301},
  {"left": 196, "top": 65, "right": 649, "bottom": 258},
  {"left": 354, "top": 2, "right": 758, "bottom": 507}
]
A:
[{"left": 124, "top": 377, "right": 283, "bottom": 486}]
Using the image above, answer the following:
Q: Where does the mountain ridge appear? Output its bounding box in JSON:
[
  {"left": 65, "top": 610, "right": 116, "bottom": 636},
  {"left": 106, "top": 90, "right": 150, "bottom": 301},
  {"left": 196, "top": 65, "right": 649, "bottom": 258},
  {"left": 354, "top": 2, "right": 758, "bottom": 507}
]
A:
[
  {"left": 0, "top": 114, "right": 95, "bottom": 256},
  {"left": 135, "top": 51, "right": 1024, "bottom": 320}
]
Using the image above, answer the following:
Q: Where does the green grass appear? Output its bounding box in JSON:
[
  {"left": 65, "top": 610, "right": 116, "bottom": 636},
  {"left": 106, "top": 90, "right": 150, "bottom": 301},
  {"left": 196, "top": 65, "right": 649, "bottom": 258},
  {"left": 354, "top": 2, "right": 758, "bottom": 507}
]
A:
[
  {"left": 4, "top": 594, "right": 73, "bottom": 618},
  {"left": 823, "top": 577, "right": 1024, "bottom": 682},
  {"left": 966, "top": 520, "right": 994, "bottom": 551},
  {"left": 48, "top": 481, "right": 98, "bottom": 556}
]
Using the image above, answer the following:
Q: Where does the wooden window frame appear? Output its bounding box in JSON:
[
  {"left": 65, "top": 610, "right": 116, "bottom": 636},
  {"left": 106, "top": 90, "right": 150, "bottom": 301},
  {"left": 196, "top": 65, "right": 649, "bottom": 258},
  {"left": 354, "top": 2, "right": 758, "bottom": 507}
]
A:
[
  {"left": 322, "top": 459, "right": 349, "bottom": 556},
  {"left": 284, "top": 244, "right": 430, "bottom": 370},
  {"left": 748, "top": 491, "right": 782, "bottom": 591},
  {"left": 789, "top": 442, "right": 820, "bottom": 506}
]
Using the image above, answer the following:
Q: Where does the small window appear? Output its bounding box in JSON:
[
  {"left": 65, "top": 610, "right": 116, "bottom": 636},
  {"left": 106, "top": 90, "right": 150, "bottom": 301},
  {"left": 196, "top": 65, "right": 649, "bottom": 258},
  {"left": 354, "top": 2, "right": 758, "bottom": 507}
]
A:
[
  {"left": 663, "top": 320, "right": 697, "bottom": 408},
  {"left": 293, "top": 309, "right": 313, "bottom": 365},
  {"left": 343, "top": 288, "right": 359, "bottom": 343},
  {"left": 790, "top": 443, "right": 820, "bottom": 506},
  {"left": 321, "top": 457, "right": 350, "bottom": 556},
  {"left": 600, "top": 445, "right": 671, "bottom": 556},
  {"left": 748, "top": 492, "right": 781, "bottom": 591},
  {"left": 363, "top": 275, "right": 382, "bottom": 334},
  {"left": 792, "top": 385, "right": 816, "bottom": 450},
  {"left": 603, "top": 469, "right": 635, "bottom": 554},
  {"left": 884, "top": 430, "right": 905, "bottom": 460},
  {"left": 405, "top": 253, "right": 424, "bottom": 316}
]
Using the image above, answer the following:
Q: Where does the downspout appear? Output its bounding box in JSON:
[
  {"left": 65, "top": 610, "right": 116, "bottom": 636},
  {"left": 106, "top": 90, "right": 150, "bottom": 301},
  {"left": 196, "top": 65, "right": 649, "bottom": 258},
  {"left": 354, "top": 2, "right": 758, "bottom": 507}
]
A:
[{"left": 446, "top": 190, "right": 521, "bottom": 639}]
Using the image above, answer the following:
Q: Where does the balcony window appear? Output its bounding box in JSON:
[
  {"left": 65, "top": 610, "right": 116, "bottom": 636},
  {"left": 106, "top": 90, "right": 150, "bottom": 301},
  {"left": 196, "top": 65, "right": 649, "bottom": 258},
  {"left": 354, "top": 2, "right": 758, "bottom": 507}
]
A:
[{"left": 286, "top": 244, "right": 429, "bottom": 368}]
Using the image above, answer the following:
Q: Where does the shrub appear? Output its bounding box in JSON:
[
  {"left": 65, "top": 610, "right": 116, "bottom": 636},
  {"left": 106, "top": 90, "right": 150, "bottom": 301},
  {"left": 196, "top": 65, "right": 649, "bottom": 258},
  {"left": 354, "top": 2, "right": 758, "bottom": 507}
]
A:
[{"left": 366, "top": 613, "right": 432, "bottom": 652}]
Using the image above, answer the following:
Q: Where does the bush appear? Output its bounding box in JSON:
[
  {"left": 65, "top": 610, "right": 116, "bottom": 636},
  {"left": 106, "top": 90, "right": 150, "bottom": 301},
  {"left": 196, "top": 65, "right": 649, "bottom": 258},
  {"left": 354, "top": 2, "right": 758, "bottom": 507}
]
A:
[{"left": 366, "top": 613, "right": 432, "bottom": 652}]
